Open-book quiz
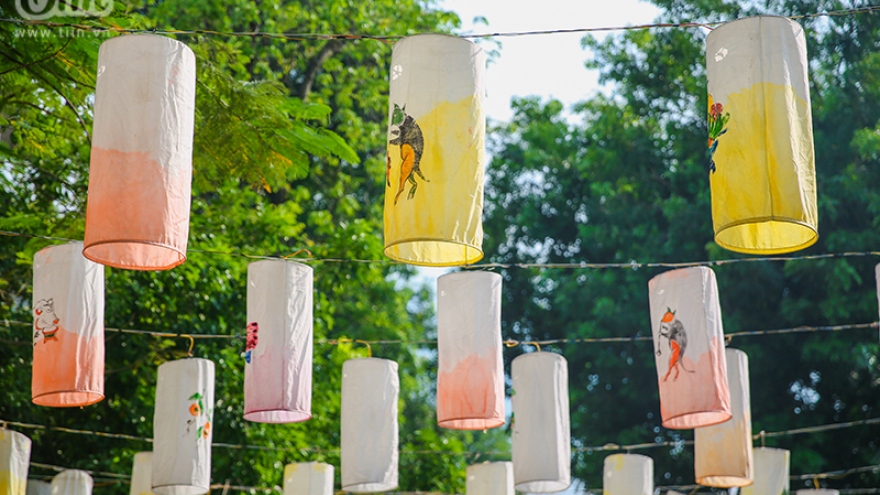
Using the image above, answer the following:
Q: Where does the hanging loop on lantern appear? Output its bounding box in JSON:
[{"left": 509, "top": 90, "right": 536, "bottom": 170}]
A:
[
  {"left": 329, "top": 338, "right": 372, "bottom": 357},
  {"left": 524, "top": 341, "right": 541, "bottom": 352},
  {"left": 183, "top": 335, "right": 195, "bottom": 357},
  {"left": 282, "top": 249, "right": 313, "bottom": 260},
  {"left": 504, "top": 339, "right": 519, "bottom": 348}
]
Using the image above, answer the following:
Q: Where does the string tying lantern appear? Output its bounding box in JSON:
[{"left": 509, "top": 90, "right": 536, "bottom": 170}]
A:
[
  {"left": 130, "top": 452, "right": 154, "bottom": 495},
  {"left": 84, "top": 34, "right": 196, "bottom": 270},
  {"left": 244, "top": 260, "right": 313, "bottom": 423},
  {"left": 284, "top": 462, "right": 334, "bottom": 495},
  {"left": 32, "top": 242, "right": 105, "bottom": 407},
  {"left": 436, "top": 271, "right": 504, "bottom": 430},
  {"left": 466, "top": 462, "right": 513, "bottom": 495},
  {"left": 51, "top": 471, "right": 92, "bottom": 495},
  {"left": 511, "top": 352, "right": 571, "bottom": 493},
  {"left": 695, "top": 348, "right": 753, "bottom": 488},
  {"left": 706, "top": 16, "right": 818, "bottom": 254},
  {"left": 603, "top": 454, "right": 653, "bottom": 495},
  {"left": 742, "top": 448, "right": 789, "bottom": 495},
  {"left": 0, "top": 429, "right": 31, "bottom": 495},
  {"left": 383, "top": 34, "right": 487, "bottom": 266},
  {"left": 648, "top": 267, "right": 731, "bottom": 429},
  {"left": 341, "top": 358, "right": 399, "bottom": 493},
  {"left": 152, "top": 359, "right": 215, "bottom": 495}
]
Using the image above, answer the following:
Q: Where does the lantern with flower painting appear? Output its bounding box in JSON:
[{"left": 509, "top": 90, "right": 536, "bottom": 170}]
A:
[
  {"left": 152, "top": 359, "right": 214, "bottom": 495},
  {"left": 706, "top": 16, "right": 817, "bottom": 254},
  {"left": 383, "top": 34, "right": 487, "bottom": 266}
]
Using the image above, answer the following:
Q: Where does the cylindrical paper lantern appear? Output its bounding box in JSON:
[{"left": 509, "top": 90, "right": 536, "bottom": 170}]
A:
[
  {"left": 796, "top": 491, "right": 839, "bottom": 495},
  {"left": 706, "top": 16, "right": 817, "bottom": 254},
  {"left": 32, "top": 242, "right": 105, "bottom": 407},
  {"left": 27, "top": 481, "right": 52, "bottom": 495},
  {"left": 437, "top": 271, "right": 504, "bottom": 430},
  {"left": 341, "top": 358, "right": 399, "bottom": 492},
  {"left": 648, "top": 267, "right": 730, "bottom": 429},
  {"left": 695, "top": 348, "right": 753, "bottom": 487},
  {"left": 152, "top": 358, "right": 215, "bottom": 495},
  {"left": 466, "top": 462, "right": 513, "bottom": 495},
  {"left": 603, "top": 454, "right": 653, "bottom": 495},
  {"left": 244, "top": 260, "right": 313, "bottom": 423},
  {"left": 51, "top": 471, "right": 93, "bottom": 495},
  {"left": 0, "top": 429, "right": 31, "bottom": 495},
  {"left": 130, "top": 452, "right": 154, "bottom": 495},
  {"left": 511, "top": 352, "right": 570, "bottom": 493},
  {"left": 741, "top": 448, "right": 789, "bottom": 495},
  {"left": 384, "top": 34, "right": 486, "bottom": 266},
  {"left": 284, "top": 462, "right": 334, "bottom": 495},
  {"left": 84, "top": 34, "right": 196, "bottom": 270}
]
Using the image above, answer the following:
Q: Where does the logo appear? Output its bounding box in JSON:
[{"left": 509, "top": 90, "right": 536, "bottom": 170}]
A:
[{"left": 15, "top": 0, "right": 112, "bottom": 20}]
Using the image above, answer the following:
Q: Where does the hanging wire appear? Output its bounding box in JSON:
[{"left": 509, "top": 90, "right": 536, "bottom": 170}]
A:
[{"left": 0, "top": 5, "right": 879, "bottom": 41}]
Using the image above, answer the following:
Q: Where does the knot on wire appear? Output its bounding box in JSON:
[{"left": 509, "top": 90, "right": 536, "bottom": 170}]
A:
[
  {"left": 282, "top": 249, "right": 313, "bottom": 260},
  {"left": 328, "top": 337, "right": 372, "bottom": 357}
]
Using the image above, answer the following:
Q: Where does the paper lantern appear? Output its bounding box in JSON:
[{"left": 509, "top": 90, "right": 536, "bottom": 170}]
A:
[
  {"left": 511, "top": 352, "right": 571, "bottom": 493},
  {"left": 648, "top": 267, "right": 730, "bottom": 429},
  {"left": 152, "top": 358, "right": 215, "bottom": 495},
  {"left": 284, "top": 462, "right": 334, "bottom": 495},
  {"left": 383, "top": 34, "right": 486, "bottom": 266},
  {"left": 130, "top": 452, "right": 154, "bottom": 495},
  {"left": 27, "top": 481, "right": 52, "bottom": 495},
  {"left": 796, "top": 491, "right": 839, "bottom": 495},
  {"left": 741, "top": 448, "right": 789, "bottom": 495},
  {"left": 84, "top": 34, "right": 196, "bottom": 270},
  {"left": 436, "top": 271, "right": 504, "bottom": 430},
  {"left": 0, "top": 429, "right": 31, "bottom": 495},
  {"left": 244, "top": 260, "right": 313, "bottom": 423},
  {"left": 695, "top": 348, "right": 753, "bottom": 487},
  {"left": 32, "top": 242, "right": 105, "bottom": 407},
  {"left": 466, "top": 462, "right": 513, "bottom": 495},
  {"left": 341, "top": 358, "right": 399, "bottom": 492},
  {"left": 603, "top": 454, "right": 653, "bottom": 495},
  {"left": 706, "top": 16, "right": 817, "bottom": 254},
  {"left": 51, "top": 471, "right": 92, "bottom": 495}
]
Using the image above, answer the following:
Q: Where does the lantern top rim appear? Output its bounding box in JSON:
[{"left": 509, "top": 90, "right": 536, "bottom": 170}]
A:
[
  {"left": 438, "top": 270, "right": 501, "bottom": 282},
  {"left": 393, "top": 32, "right": 480, "bottom": 46},
  {"left": 511, "top": 350, "right": 566, "bottom": 364},
  {"left": 708, "top": 15, "right": 804, "bottom": 39},
  {"left": 752, "top": 446, "right": 789, "bottom": 453},
  {"left": 157, "top": 357, "right": 215, "bottom": 370},
  {"left": 101, "top": 33, "right": 194, "bottom": 51},
  {"left": 247, "top": 258, "right": 314, "bottom": 270},
  {"left": 0, "top": 428, "right": 31, "bottom": 443},
  {"left": 604, "top": 452, "right": 653, "bottom": 461},
  {"left": 648, "top": 265, "right": 713, "bottom": 284}
]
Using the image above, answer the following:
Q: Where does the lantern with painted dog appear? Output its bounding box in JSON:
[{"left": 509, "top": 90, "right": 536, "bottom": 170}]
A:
[
  {"left": 706, "top": 16, "right": 818, "bottom": 254},
  {"left": 32, "top": 241, "right": 105, "bottom": 407},
  {"left": 84, "top": 34, "right": 196, "bottom": 270},
  {"left": 244, "top": 260, "right": 313, "bottom": 423},
  {"left": 436, "top": 271, "right": 504, "bottom": 430},
  {"left": 384, "top": 34, "right": 486, "bottom": 266},
  {"left": 695, "top": 348, "right": 753, "bottom": 488},
  {"left": 648, "top": 266, "right": 731, "bottom": 429}
]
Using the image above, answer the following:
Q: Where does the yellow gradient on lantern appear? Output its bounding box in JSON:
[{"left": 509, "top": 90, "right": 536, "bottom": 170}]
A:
[
  {"left": 0, "top": 471, "right": 26, "bottom": 495},
  {"left": 710, "top": 82, "right": 818, "bottom": 255},
  {"left": 384, "top": 95, "right": 485, "bottom": 266}
]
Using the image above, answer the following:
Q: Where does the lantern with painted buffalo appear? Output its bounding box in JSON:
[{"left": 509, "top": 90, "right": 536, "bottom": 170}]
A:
[
  {"left": 742, "top": 448, "right": 789, "bottom": 495},
  {"left": 84, "top": 34, "right": 196, "bottom": 270},
  {"left": 32, "top": 241, "right": 105, "bottom": 407},
  {"left": 383, "top": 34, "right": 486, "bottom": 266},
  {"left": 51, "top": 471, "right": 92, "bottom": 495},
  {"left": 244, "top": 260, "right": 313, "bottom": 423},
  {"left": 706, "top": 16, "right": 818, "bottom": 254},
  {"left": 648, "top": 266, "right": 731, "bottom": 429},
  {"left": 466, "top": 462, "right": 513, "bottom": 495},
  {"left": 437, "top": 271, "right": 504, "bottom": 430},
  {"left": 341, "top": 358, "right": 399, "bottom": 492},
  {"left": 284, "top": 462, "right": 334, "bottom": 495},
  {"left": 152, "top": 359, "right": 215, "bottom": 495},
  {"left": 0, "top": 429, "right": 30, "bottom": 495},
  {"left": 695, "top": 348, "right": 753, "bottom": 487},
  {"left": 511, "top": 352, "right": 570, "bottom": 493},
  {"left": 603, "top": 454, "right": 653, "bottom": 495}
]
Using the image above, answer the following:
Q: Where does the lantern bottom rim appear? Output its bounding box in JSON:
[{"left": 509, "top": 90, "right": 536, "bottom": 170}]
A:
[
  {"left": 661, "top": 410, "right": 732, "bottom": 430},
  {"left": 384, "top": 238, "right": 483, "bottom": 267},
  {"left": 341, "top": 482, "right": 398, "bottom": 493},
  {"left": 514, "top": 479, "right": 571, "bottom": 493},
  {"left": 32, "top": 390, "right": 104, "bottom": 407},
  {"left": 83, "top": 239, "right": 186, "bottom": 271},
  {"left": 696, "top": 475, "right": 754, "bottom": 488},
  {"left": 437, "top": 417, "right": 505, "bottom": 430},
  {"left": 243, "top": 409, "right": 311, "bottom": 423},
  {"left": 153, "top": 484, "right": 211, "bottom": 495},
  {"left": 714, "top": 216, "right": 818, "bottom": 255}
]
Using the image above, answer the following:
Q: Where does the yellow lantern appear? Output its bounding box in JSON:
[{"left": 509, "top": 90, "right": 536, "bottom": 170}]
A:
[
  {"left": 436, "top": 271, "right": 504, "bottom": 430},
  {"left": 603, "top": 454, "right": 653, "bottom": 495},
  {"left": 741, "top": 448, "right": 789, "bottom": 495},
  {"left": 51, "top": 471, "right": 92, "bottom": 495},
  {"left": 84, "top": 34, "right": 196, "bottom": 270},
  {"left": 466, "top": 462, "right": 513, "bottom": 495},
  {"left": 706, "top": 16, "right": 818, "bottom": 254},
  {"left": 384, "top": 34, "right": 486, "bottom": 266},
  {"left": 129, "top": 452, "right": 154, "bottom": 495},
  {"left": 695, "top": 348, "right": 753, "bottom": 488},
  {"left": 0, "top": 429, "right": 30, "bottom": 495},
  {"left": 284, "top": 462, "right": 334, "bottom": 495},
  {"left": 648, "top": 267, "right": 731, "bottom": 429},
  {"left": 32, "top": 242, "right": 105, "bottom": 407}
]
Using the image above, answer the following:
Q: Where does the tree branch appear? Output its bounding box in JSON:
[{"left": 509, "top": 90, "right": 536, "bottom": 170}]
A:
[{"left": 296, "top": 40, "right": 342, "bottom": 101}]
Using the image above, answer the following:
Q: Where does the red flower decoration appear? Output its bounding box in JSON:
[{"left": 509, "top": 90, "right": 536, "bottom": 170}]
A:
[{"left": 710, "top": 102, "right": 723, "bottom": 117}]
